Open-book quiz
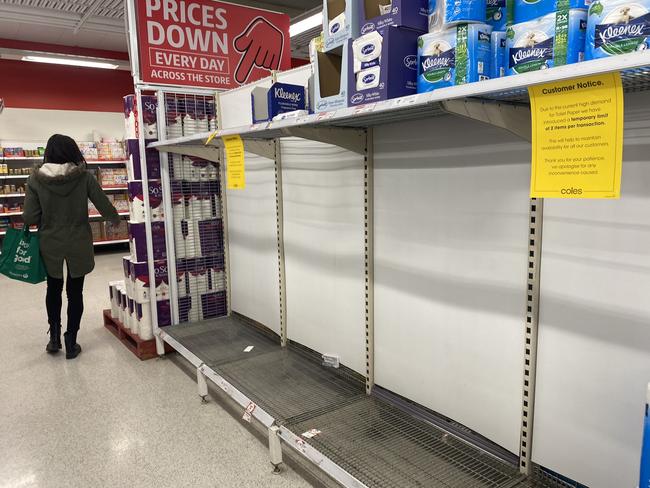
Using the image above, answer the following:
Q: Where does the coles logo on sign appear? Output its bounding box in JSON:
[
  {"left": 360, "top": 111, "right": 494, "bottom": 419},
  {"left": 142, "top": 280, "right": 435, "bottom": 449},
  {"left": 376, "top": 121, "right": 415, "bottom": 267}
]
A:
[{"left": 136, "top": 0, "right": 291, "bottom": 89}]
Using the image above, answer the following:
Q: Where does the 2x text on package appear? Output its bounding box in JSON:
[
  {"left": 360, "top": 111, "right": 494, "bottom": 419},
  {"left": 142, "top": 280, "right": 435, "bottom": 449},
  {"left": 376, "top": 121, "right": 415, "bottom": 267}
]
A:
[{"left": 146, "top": 0, "right": 229, "bottom": 54}]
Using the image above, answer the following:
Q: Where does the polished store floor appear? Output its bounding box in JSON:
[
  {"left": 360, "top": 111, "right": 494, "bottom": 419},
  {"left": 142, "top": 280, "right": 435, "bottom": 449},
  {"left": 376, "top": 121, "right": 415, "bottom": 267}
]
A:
[{"left": 0, "top": 250, "right": 312, "bottom": 488}]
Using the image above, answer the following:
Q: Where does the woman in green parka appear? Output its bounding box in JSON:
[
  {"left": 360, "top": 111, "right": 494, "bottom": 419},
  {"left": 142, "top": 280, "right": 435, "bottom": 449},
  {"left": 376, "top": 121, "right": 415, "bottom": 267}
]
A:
[{"left": 23, "top": 134, "right": 120, "bottom": 359}]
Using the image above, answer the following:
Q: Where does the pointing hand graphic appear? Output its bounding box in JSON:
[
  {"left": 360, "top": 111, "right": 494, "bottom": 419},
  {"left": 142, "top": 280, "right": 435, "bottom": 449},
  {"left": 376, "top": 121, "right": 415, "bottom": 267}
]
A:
[{"left": 234, "top": 17, "right": 285, "bottom": 85}]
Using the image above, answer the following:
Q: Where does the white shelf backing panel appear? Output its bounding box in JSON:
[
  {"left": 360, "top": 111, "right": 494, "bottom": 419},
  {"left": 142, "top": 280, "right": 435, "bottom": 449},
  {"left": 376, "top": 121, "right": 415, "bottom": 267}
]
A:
[
  {"left": 281, "top": 137, "right": 366, "bottom": 375},
  {"left": 532, "top": 91, "right": 650, "bottom": 488},
  {"left": 227, "top": 152, "right": 282, "bottom": 335},
  {"left": 219, "top": 76, "right": 273, "bottom": 130},
  {"left": 373, "top": 116, "right": 531, "bottom": 454},
  {"left": 149, "top": 52, "right": 650, "bottom": 155}
]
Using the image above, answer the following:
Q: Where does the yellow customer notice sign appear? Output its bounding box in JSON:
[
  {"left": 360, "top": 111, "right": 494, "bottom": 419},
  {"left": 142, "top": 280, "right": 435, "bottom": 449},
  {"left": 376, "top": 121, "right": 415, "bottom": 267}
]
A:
[
  {"left": 529, "top": 73, "right": 624, "bottom": 199},
  {"left": 223, "top": 135, "right": 246, "bottom": 190}
]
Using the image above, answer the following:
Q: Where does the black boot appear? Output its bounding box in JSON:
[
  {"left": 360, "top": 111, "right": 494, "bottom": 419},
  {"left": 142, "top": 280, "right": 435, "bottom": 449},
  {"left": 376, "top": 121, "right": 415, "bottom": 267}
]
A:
[
  {"left": 64, "top": 331, "right": 82, "bottom": 360},
  {"left": 46, "top": 323, "right": 62, "bottom": 354}
]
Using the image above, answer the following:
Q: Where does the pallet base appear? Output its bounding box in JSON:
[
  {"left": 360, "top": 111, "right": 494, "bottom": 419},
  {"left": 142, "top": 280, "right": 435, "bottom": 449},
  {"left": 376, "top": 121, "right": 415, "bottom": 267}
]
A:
[{"left": 103, "top": 310, "right": 172, "bottom": 360}]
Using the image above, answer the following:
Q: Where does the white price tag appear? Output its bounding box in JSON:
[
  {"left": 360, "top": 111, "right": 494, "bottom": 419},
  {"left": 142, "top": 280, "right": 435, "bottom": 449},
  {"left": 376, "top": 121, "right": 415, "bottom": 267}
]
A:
[
  {"left": 249, "top": 123, "right": 268, "bottom": 132},
  {"left": 243, "top": 402, "right": 256, "bottom": 423},
  {"left": 391, "top": 95, "right": 419, "bottom": 108},
  {"left": 353, "top": 103, "right": 377, "bottom": 115},
  {"left": 316, "top": 111, "right": 336, "bottom": 121},
  {"left": 301, "top": 429, "right": 322, "bottom": 439}
]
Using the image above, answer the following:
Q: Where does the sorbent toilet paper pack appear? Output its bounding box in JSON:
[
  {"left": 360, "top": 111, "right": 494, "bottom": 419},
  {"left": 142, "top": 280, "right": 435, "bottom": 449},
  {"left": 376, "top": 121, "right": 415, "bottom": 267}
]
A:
[{"left": 585, "top": 0, "right": 650, "bottom": 59}]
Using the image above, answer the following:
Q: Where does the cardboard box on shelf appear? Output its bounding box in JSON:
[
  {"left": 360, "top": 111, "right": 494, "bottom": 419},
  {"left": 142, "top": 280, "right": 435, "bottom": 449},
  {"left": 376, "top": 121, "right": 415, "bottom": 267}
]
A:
[{"left": 90, "top": 221, "right": 105, "bottom": 242}]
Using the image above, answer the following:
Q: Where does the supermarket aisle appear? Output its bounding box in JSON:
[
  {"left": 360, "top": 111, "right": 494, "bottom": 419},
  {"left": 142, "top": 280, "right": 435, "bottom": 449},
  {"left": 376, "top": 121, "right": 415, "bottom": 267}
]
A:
[{"left": 0, "top": 250, "right": 312, "bottom": 488}]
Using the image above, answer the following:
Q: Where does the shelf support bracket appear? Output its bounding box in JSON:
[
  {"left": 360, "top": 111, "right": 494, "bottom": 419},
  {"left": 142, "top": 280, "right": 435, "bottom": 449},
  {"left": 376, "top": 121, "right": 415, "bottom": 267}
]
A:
[
  {"left": 441, "top": 99, "right": 532, "bottom": 142},
  {"left": 279, "top": 127, "right": 367, "bottom": 155},
  {"left": 268, "top": 426, "right": 283, "bottom": 473},
  {"left": 197, "top": 366, "right": 209, "bottom": 404}
]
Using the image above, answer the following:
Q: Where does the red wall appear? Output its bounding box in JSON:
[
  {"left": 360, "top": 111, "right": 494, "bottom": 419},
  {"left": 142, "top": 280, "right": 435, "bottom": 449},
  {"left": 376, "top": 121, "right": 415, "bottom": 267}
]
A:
[{"left": 0, "top": 39, "right": 133, "bottom": 112}]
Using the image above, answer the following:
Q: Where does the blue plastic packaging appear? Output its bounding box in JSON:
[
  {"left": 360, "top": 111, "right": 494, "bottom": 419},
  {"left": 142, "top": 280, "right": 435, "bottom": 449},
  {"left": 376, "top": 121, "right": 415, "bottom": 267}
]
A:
[
  {"left": 585, "top": 0, "right": 650, "bottom": 60},
  {"left": 487, "top": 0, "right": 508, "bottom": 30},
  {"left": 417, "top": 23, "right": 493, "bottom": 92},
  {"left": 514, "top": 0, "right": 587, "bottom": 24},
  {"left": 428, "top": 0, "right": 487, "bottom": 32},
  {"left": 491, "top": 31, "right": 507, "bottom": 77},
  {"left": 641, "top": 385, "right": 650, "bottom": 488},
  {"left": 505, "top": 9, "right": 587, "bottom": 75}
]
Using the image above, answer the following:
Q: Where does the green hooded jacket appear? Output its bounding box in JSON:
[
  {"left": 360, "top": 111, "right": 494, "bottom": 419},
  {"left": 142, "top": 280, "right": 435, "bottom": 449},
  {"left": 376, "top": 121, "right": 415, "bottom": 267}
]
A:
[{"left": 22, "top": 162, "right": 120, "bottom": 279}]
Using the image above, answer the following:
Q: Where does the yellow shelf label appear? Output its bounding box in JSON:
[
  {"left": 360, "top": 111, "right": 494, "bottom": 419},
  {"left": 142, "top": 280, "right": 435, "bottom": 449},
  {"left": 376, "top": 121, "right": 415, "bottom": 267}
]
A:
[
  {"left": 223, "top": 135, "right": 246, "bottom": 190},
  {"left": 529, "top": 73, "right": 624, "bottom": 199}
]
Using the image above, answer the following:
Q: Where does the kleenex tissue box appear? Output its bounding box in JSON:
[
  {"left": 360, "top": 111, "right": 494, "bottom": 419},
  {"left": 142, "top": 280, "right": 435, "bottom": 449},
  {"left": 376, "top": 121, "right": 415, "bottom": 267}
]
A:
[
  {"left": 251, "top": 82, "right": 307, "bottom": 123},
  {"left": 348, "top": 26, "right": 420, "bottom": 106},
  {"left": 324, "top": 0, "right": 361, "bottom": 51},
  {"left": 359, "top": 0, "right": 429, "bottom": 34}
]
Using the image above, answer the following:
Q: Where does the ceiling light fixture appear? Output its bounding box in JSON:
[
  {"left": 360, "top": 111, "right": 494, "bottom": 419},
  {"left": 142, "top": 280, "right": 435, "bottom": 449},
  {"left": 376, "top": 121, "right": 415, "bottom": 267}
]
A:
[
  {"left": 290, "top": 11, "right": 323, "bottom": 37},
  {"left": 21, "top": 55, "right": 119, "bottom": 70}
]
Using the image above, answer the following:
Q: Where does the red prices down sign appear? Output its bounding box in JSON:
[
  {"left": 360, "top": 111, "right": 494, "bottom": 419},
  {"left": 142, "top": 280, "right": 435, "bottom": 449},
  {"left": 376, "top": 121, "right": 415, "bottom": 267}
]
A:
[{"left": 136, "top": 0, "right": 291, "bottom": 89}]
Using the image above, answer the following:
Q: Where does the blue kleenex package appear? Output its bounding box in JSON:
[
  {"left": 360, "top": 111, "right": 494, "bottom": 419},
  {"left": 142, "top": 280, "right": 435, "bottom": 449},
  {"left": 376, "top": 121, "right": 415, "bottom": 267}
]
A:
[
  {"left": 428, "top": 0, "right": 487, "bottom": 32},
  {"left": 251, "top": 82, "right": 306, "bottom": 123},
  {"left": 514, "top": 0, "right": 587, "bottom": 23},
  {"left": 491, "top": 31, "right": 507, "bottom": 77},
  {"left": 506, "top": 9, "right": 587, "bottom": 75},
  {"left": 586, "top": 0, "right": 650, "bottom": 60},
  {"left": 417, "top": 23, "right": 493, "bottom": 92},
  {"left": 486, "top": 0, "right": 509, "bottom": 30}
]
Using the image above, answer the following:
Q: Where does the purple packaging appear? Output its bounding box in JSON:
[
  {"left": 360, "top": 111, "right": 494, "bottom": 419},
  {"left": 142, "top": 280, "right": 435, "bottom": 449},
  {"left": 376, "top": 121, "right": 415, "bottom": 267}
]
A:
[
  {"left": 359, "top": 0, "right": 429, "bottom": 34},
  {"left": 126, "top": 139, "right": 161, "bottom": 181},
  {"left": 154, "top": 259, "right": 170, "bottom": 300},
  {"left": 148, "top": 181, "right": 165, "bottom": 222},
  {"left": 128, "top": 221, "right": 167, "bottom": 262},
  {"left": 198, "top": 218, "right": 224, "bottom": 256},
  {"left": 130, "top": 260, "right": 150, "bottom": 302},
  {"left": 128, "top": 181, "right": 145, "bottom": 223},
  {"left": 141, "top": 95, "right": 159, "bottom": 139},
  {"left": 157, "top": 299, "right": 171, "bottom": 327},
  {"left": 201, "top": 291, "right": 227, "bottom": 319},
  {"left": 348, "top": 26, "right": 420, "bottom": 106}
]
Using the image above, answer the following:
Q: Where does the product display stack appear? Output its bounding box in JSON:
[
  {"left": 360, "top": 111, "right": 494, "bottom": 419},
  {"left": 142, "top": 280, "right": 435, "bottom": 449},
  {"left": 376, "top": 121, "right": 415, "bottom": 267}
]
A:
[
  {"left": 163, "top": 94, "right": 227, "bottom": 324},
  {"left": 105, "top": 94, "right": 170, "bottom": 355}
]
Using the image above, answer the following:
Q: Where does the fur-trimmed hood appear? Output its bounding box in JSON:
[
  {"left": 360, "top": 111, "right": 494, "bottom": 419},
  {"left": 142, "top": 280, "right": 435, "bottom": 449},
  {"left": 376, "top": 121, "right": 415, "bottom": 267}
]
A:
[{"left": 33, "top": 162, "right": 87, "bottom": 196}]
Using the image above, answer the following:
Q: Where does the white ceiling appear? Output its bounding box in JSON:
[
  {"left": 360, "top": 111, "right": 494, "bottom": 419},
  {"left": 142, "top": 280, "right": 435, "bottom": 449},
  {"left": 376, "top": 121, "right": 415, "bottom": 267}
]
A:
[{"left": 0, "top": 0, "right": 321, "bottom": 54}]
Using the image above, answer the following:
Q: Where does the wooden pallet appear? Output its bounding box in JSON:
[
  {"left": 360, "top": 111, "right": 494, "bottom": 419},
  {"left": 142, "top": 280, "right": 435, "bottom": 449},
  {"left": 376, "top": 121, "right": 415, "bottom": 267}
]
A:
[{"left": 103, "top": 310, "right": 173, "bottom": 360}]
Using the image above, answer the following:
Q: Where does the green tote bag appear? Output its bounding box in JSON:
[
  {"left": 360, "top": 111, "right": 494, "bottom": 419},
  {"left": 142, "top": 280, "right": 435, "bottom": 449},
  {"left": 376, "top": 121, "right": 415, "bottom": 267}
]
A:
[{"left": 0, "top": 226, "right": 47, "bottom": 284}]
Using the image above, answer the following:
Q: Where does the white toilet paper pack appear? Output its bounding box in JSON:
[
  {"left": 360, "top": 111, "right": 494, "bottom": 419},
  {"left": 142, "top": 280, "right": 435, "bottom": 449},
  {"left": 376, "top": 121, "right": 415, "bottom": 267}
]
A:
[
  {"left": 135, "top": 302, "right": 153, "bottom": 340},
  {"left": 585, "top": 0, "right": 650, "bottom": 59},
  {"left": 148, "top": 181, "right": 165, "bottom": 222},
  {"left": 109, "top": 281, "right": 124, "bottom": 319},
  {"left": 123, "top": 95, "right": 158, "bottom": 140},
  {"left": 128, "top": 221, "right": 167, "bottom": 262},
  {"left": 130, "top": 260, "right": 151, "bottom": 303},
  {"left": 128, "top": 181, "right": 146, "bottom": 223},
  {"left": 428, "top": 0, "right": 486, "bottom": 32},
  {"left": 513, "top": 0, "right": 586, "bottom": 23},
  {"left": 126, "top": 139, "right": 161, "bottom": 181},
  {"left": 417, "top": 23, "right": 493, "bottom": 92},
  {"left": 358, "top": 0, "right": 429, "bottom": 34},
  {"left": 505, "top": 9, "right": 587, "bottom": 75}
]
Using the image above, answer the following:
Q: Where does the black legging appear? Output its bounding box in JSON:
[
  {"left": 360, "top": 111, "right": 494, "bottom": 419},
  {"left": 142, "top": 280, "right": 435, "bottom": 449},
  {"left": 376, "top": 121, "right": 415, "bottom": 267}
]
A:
[{"left": 46, "top": 270, "right": 85, "bottom": 334}]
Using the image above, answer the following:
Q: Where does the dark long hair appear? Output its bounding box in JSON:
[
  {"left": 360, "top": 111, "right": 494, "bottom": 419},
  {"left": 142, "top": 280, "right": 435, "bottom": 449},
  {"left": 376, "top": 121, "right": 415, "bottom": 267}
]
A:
[{"left": 43, "top": 134, "right": 86, "bottom": 165}]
